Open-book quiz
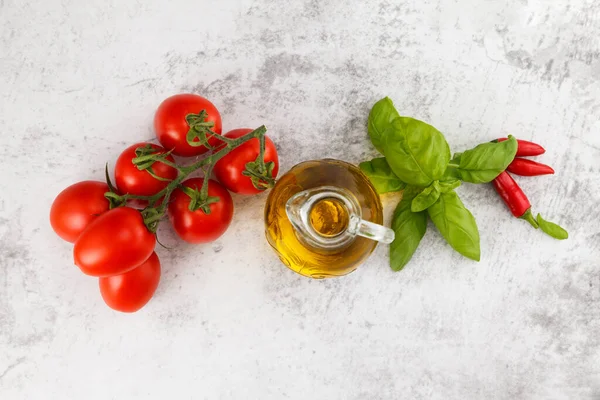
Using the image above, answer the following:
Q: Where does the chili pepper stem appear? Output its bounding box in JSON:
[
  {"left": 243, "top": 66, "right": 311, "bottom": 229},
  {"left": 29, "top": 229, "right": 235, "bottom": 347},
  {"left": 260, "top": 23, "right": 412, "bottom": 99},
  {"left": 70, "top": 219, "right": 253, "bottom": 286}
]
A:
[{"left": 520, "top": 209, "right": 539, "bottom": 229}]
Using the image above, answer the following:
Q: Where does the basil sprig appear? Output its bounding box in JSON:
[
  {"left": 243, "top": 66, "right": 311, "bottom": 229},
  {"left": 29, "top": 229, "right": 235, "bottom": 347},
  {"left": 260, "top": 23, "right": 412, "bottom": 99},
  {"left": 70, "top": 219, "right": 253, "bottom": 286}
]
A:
[
  {"left": 361, "top": 98, "right": 568, "bottom": 271},
  {"left": 360, "top": 97, "right": 522, "bottom": 270}
]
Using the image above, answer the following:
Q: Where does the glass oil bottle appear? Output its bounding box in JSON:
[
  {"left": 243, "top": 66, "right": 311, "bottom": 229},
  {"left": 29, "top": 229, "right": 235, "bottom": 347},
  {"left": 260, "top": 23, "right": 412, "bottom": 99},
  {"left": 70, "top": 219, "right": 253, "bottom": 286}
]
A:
[{"left": 264, "top": 159, "right": 394, "bottom": 279}]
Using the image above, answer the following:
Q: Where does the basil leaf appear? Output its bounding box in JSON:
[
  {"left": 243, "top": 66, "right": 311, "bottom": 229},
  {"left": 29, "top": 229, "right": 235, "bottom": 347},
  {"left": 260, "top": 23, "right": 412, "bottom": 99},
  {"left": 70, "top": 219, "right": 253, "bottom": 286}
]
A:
[
  {"left": 438, "top": 179, "right": 461, "bottom": 192},
  {"left": 427, "top": 190, "right": 480, "bottom": 261},
  {"left": 359, "top": 157, "right": 406, "bottom": 194},
  {"left": 536, "top": 214, "right": 568, "bottom": 240},
  {"left": 390, "top": 188, "right": 427, "bottom": 271},
  {"left": 384, "top": 117, "right": 451, "bottom": 187},
  {"left": 411, "top": 181, "right": 440, "bottom": 212},
  {"left": 455, "top": 136, "right": 518, "bottom": 183},
  {"left": 368, "top": 97, "right": 400, "bottom": 154}
]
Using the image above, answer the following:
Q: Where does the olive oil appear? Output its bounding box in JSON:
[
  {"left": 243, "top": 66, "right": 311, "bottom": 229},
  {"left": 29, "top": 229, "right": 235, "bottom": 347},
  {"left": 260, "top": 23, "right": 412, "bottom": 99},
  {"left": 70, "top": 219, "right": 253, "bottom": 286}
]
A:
[
  {"left": 264, "top": 159, "right": 385, "bottom": 278},
  {"left": 309, "top": 197, "right": 350, "bottom": 238}
]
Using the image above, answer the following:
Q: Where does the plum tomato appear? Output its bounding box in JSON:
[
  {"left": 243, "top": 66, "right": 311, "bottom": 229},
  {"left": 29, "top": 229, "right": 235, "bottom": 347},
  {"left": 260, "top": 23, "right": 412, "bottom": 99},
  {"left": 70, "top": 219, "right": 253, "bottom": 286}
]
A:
[
  {"left": 115, "top": 142, "right": 178, "bottom": 197},
  {"left": 99, "top": 251, "right": 161, "bottom": 313},
  {"left": 154, "top": 94, "right": 222, "bottom": 157},
  {"left": 74, "top": 207, "right": 156, "bottom": 277},
  {"left": 168, "top": 178, "right": 234, "bottom": 243},
  {"left": 50, "top": 181, "right": 110, "bottom": 243},
  {"left": 213, "top": 128, "right": 279, "bottom": 195}
]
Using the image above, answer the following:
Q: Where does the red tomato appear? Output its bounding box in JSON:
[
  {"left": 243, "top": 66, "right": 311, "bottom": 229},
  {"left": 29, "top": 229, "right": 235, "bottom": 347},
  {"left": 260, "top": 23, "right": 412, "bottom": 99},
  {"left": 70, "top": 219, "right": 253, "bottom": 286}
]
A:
[
  {"left": 74, "top": 207, "right": 156, "bottom": 277},
  {"left": 50, "top": 181, "right": 110, "bottom": 243},
  {"left": 213, "top": 128, "right": 279, "bottom": 195},
  {"left": 99, "top": 251, "right": 161, "bottom": 313},
  {"left": 168, "top": 178, "right": 234, "bottom": 243},
  {"left": 154, "top": 94, "right": 222, "bottom": 157},
  {"left": 115, "top": 142, "right": 178, "bottom": 197}
]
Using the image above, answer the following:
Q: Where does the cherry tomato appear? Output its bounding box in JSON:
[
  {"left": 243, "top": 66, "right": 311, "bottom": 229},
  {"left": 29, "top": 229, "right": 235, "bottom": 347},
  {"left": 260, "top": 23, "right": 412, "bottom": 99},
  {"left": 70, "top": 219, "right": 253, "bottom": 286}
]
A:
[
  {"left": 50, "top": 181, "right": 110, "bottom": 243},
  {"left": 115, "top": 142, "right": 178, "bottom": 197},
  {"left": 168, "top": 178, "right": 234, "bottom": 243},
  {"left": 99, "top": 251, "right": 161, "bottom": 313},
  {"left": 154, "top": 94, "right": 222, "bottom": 157},
  {"left": 213, "top": 128, "right": 279, "bottom": 195},
  {"left": 74, "top": 207, "right": 156, "bottom": 277}
]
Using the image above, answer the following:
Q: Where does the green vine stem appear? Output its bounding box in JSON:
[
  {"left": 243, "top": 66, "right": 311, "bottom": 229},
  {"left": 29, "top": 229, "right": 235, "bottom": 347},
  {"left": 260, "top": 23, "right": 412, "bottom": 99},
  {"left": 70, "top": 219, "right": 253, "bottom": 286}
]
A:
[
  {"left": 198, "top": 163, "right": 214, "bottom": 202},
  {"left": 105, "top": 124, "right": 269, "bottom": 233},
  {"left": 241, "top": 133, "right": 276, "bottom": 190},
  {"left": 185, "top": 110, "right": 236, "bottom": 148},
  {"left": 258, "top": 134, "right": 267, "bottom": 174}
]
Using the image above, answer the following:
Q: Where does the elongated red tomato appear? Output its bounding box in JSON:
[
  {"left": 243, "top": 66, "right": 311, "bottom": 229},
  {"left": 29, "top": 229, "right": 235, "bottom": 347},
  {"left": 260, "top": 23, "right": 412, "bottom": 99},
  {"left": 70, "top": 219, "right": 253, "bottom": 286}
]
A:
[
  {"left": 154, "top": 94, "right": 222, "bottom": 157},
  {"left": 115, "top": 142, "right": 178, "bottom": 196},
  {"left": 99, "top": 251, "right": 161, "bottom": 313},
  {"left": 50, "top": 181, "right": 110, "bottom": 243},
  {"left": 74, "top": 207, "right": 156, "bottom": 277},
  {"left": 168, "top": 178, "right": 234, "bottom": 243},
  {"left": 213, "top": 128, "right": 279, "bottom": 195}
]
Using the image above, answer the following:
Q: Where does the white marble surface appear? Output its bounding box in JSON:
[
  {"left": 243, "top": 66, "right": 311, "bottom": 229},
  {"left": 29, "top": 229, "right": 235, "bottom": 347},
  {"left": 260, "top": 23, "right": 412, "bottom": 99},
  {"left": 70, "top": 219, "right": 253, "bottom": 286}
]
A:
[{"left": 1, "top": 1, "right": 600, "bottom": 399}]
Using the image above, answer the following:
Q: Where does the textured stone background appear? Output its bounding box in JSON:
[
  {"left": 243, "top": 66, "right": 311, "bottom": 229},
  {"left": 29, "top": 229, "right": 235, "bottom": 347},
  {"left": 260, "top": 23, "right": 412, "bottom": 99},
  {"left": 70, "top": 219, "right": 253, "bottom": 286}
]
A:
[{"left": 1, "top": 0, "right": 599, "bottom": 399}]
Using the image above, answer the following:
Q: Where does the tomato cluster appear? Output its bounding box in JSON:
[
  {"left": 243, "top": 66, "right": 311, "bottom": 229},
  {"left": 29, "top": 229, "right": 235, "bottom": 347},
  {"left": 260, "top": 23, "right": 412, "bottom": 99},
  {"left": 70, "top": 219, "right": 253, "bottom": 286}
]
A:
[{"left": 50, "top": 94, "right": 279, "bottom": 313}]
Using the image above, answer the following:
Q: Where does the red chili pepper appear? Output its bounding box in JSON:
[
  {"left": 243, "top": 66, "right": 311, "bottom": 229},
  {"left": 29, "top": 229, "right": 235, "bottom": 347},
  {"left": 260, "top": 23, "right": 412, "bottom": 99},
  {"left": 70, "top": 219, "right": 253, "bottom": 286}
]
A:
[
  {"left": 495, "top": 138, "right": 545, "bottom": 156},
  {"left": 492, "top": 171, "right": 538, "bottom": 228},
  {"left": 507, "top": 158, "right": 554, "bottom": 176}
]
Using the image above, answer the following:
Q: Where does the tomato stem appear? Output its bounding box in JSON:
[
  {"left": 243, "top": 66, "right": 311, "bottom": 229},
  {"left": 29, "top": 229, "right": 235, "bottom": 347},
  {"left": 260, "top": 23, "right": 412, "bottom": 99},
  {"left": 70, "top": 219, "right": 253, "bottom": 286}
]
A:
[
  {"left": 199, "top": 164, "right": 213, "bottom": 200},
  {"left": 180, "top": 125, "right": 266, "bottom": 174},
  {"left": 206, "top": 128, "right": 235, "bottom": 145},
  {"left": 153, "top": 158, "right": 181, "bottom": 170},
  {"left": 110, "top": 125, "right": 269, "bottom": 231},
  {"left": 239, "top": 133, "right": 276, "bottom": 190},
  {"left": 184, "top": 110, "right": 234, "bottom": 148},
  {"left": 258, "top": 134, "right": 267, "bottom": 173},
  {"left": 105, "top": 125, "right": 269, "bottom": 232},
  {"left": 144, "top": 167, "right": 173, "bottom": 182}
]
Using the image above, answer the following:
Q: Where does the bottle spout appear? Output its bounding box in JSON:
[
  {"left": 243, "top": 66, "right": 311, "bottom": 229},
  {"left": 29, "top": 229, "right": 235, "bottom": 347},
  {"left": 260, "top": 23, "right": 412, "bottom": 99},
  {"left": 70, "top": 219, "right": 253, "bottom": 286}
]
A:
[{"left": 285, "top": 186, "right": 394, "bottom": 249}]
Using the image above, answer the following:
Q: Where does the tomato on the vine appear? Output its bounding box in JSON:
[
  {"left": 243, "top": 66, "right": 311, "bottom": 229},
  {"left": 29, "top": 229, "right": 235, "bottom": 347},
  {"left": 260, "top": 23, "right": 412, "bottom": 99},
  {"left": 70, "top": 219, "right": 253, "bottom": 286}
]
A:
[
  {"left": 168, "top": 178, "right": 234, "bottom": 243},
  {"left": 115, "top": 142, "right": 178, "bottom": 197},
  {"left": 50, "top": 181, "right": 111, "bottom": 243},
  {"left": 74, "top": 207, "right": 156, "bottom": 277},
  {"left": 99, "top": 251, "right": 161, "bottom": 313},
  {"left": 213, "top": 128, "right": 279, "bottom": 195},
  {"left": 154, "top": 94, "right": 222, "bottom": 157}
]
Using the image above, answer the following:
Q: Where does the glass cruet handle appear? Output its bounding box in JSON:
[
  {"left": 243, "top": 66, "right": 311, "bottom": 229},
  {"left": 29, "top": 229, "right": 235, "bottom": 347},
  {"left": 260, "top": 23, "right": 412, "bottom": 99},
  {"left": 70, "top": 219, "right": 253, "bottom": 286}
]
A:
[
  {"left": 347, "top": 214, "right": 395, "bottom": 244},
  {"left": 285, "top": 185, "right": 395, "bottom": 249}
]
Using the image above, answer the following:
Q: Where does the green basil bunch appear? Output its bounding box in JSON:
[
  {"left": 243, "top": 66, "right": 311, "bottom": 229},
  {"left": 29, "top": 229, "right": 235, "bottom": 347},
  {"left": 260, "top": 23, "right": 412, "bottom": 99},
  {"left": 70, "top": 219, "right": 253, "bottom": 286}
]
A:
[{"left": 360, "top": 97, "right": 518, "bottom": 271}]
